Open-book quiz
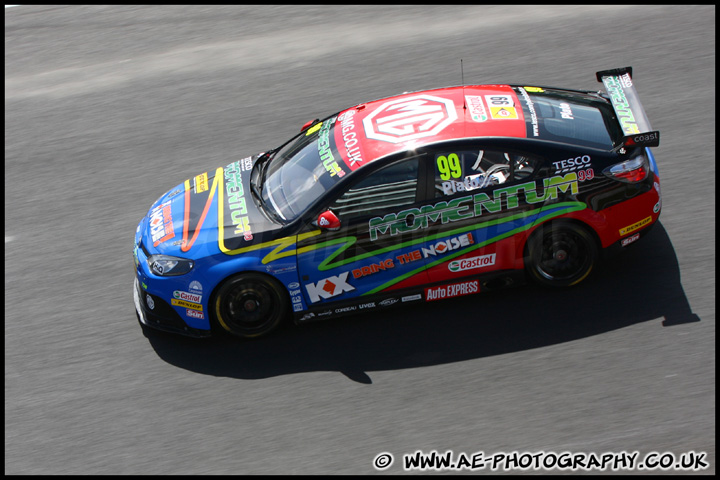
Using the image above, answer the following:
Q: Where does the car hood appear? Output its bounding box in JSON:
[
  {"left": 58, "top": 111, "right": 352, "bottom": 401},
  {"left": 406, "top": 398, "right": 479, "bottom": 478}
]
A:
[{"left": 142, "top": 155, "right": 284, "bottom": 257}]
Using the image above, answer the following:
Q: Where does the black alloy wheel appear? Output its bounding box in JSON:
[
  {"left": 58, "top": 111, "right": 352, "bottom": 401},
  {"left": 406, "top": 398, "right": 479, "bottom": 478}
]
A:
[
  {"left": 213, "top": 273, "right": 289, "bottom": 338},
  {"left": 526, "top": 221, "right": 598, "bottom": 288}
]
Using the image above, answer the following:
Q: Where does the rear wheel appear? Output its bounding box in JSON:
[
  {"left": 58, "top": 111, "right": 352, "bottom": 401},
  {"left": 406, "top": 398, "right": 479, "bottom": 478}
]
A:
[
  {"left": 526, "top": 221, "right": 598, "bottom": 287},
  {"left": 213, "top": 273, "right": 289, "bottom": 338}
]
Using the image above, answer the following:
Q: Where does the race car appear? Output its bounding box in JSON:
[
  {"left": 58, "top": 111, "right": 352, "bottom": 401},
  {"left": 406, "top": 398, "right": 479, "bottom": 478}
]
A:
[{"left": 133, "top": 66, "right": 661, "bottom": 338}]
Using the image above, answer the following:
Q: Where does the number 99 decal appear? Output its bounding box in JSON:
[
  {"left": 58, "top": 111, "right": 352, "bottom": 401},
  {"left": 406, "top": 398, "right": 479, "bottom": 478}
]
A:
[
  {"left": 486, "top": 95, "right": 514, "bottom": 106},
  {"left": 437, "top": 154, "right": 462, "bottom": 180},
  {"left": 577, "top": 169, "right": 594, "bottom": 182}
]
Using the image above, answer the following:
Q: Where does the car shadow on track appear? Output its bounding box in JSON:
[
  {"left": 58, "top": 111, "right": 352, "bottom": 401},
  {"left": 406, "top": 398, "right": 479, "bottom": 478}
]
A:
[{"left": 143, "top": 222, "right": 700, "bottom": 383}]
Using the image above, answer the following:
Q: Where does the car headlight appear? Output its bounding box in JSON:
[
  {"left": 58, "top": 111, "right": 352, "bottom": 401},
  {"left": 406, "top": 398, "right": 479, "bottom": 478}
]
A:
[{"left": 147, "top": 254, "right": 194, "bottom": 276}]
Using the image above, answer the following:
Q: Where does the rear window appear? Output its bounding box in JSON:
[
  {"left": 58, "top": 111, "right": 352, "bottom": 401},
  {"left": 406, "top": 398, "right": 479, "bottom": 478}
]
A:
[{"left": 513, "top": 87, "right": 621, "bottom": 149}]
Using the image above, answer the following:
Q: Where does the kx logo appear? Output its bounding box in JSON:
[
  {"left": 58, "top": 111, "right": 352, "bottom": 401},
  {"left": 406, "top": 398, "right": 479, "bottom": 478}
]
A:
[{"left": 305, "top": 272, "right": 355, "bottom": 303}]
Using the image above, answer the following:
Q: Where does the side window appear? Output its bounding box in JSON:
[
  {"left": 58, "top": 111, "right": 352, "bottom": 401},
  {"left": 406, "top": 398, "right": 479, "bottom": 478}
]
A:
[
  {"left": 433, "top": 149, "right": 540, "bottom": 197},
  {"left": 330, "top": 158, "right": 419, "bottom": 220}
]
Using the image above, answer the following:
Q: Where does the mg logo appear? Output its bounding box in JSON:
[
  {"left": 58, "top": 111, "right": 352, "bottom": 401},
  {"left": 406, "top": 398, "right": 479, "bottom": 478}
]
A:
[{"left": 363, "top": 94, "right": 458, "bottom": 143}]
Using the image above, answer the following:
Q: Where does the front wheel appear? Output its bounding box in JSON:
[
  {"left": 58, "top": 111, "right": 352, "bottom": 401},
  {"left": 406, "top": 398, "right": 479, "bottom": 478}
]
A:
[
  {"left": 526, "top": 222, "right": 598, "bottom": 288},
  {"left": 213, "top": 273, "right": 289, "bottom": 338}
]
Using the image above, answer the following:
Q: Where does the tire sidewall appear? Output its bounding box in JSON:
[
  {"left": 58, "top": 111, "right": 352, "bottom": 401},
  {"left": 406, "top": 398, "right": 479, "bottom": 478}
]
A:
[
  {"left": 212, "top": 272, "right": 289, "bottom": 338},
  {"left": 526, "top": 221, "right": 598, "bottom": 288}
]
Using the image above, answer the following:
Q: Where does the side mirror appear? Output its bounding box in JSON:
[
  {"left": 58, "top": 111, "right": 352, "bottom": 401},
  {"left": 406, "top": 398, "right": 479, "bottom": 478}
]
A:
[{"left": 315, "top": 210, "right": 341, "bottom": 231}]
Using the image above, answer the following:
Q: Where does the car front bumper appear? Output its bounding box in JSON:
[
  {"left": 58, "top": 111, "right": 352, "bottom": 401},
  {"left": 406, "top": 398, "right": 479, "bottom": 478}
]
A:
[{"left": 133, "top": 277, "right": 212, "bottom": 338}]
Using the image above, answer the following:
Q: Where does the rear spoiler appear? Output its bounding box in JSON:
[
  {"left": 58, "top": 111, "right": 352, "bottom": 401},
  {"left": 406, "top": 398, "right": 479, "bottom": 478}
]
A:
[{"left": 596, "top": 67, "right": 659, "bottom": 151}]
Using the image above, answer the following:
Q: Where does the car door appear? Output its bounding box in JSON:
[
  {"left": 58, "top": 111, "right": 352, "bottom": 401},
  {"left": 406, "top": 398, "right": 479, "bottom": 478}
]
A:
[
  {"left": 295, "top": 155, "right": 432, "bottom": 314},
  {"left": 418, "top": 142, "right": 549, "bottom": 287}
]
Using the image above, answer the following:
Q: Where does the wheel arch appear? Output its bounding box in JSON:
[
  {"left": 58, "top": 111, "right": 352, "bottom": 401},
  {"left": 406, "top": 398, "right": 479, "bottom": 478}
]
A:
[
  {"left": 522, "top": 217, "right": 601, "bottom": 264},
  {"left": 523, "top": 217, "right": 603, "bottom": 288}
]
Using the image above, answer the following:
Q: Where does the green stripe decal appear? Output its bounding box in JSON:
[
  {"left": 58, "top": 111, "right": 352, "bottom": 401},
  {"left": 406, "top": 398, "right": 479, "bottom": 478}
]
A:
[
  {"left": 296, "top": 201, "right": 585, "bottom": 293},
  {"left": 364, "top": 201, "right": 586, "bottom": 294}
]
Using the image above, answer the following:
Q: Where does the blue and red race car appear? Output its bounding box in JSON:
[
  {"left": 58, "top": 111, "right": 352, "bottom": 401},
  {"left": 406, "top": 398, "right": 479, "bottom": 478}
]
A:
[{"left": 133, "top": 66, "right": 661, "bottom": 338}]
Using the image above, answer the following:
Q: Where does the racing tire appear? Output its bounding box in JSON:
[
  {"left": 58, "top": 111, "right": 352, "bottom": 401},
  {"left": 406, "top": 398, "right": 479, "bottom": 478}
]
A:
[
  {"left": 213, "top": 273, "right": 289, "bottom": 338},
  {"left": 525, "top": 221, "right": 598, "bottom": 288}
]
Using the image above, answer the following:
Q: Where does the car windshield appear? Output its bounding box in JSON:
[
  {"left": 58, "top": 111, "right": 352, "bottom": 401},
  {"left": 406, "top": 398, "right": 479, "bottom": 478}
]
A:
[{"left": 261, "top": 116, "right": 347, "bottom": 221}]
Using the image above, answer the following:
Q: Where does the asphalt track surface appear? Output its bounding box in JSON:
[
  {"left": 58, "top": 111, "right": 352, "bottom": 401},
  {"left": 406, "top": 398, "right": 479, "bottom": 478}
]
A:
[{"left": 5, "top": 5, "right": 715, "bottom": 475}]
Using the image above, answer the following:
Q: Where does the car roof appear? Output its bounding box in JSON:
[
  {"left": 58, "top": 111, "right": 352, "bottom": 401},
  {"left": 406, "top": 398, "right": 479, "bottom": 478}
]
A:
[{"left": 331, "top": 85, "right": 613, "bottom": 173}]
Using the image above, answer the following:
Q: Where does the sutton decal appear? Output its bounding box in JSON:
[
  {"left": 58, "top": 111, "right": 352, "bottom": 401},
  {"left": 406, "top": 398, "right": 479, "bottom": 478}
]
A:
[{"left": 621, "top": 233, "right": 640, "bottom": 247}]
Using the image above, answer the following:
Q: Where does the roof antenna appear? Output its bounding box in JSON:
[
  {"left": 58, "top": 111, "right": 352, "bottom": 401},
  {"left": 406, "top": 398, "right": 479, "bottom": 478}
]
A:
[{"left": 461, "top": 59, "right": 466, "bottom": 109}]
